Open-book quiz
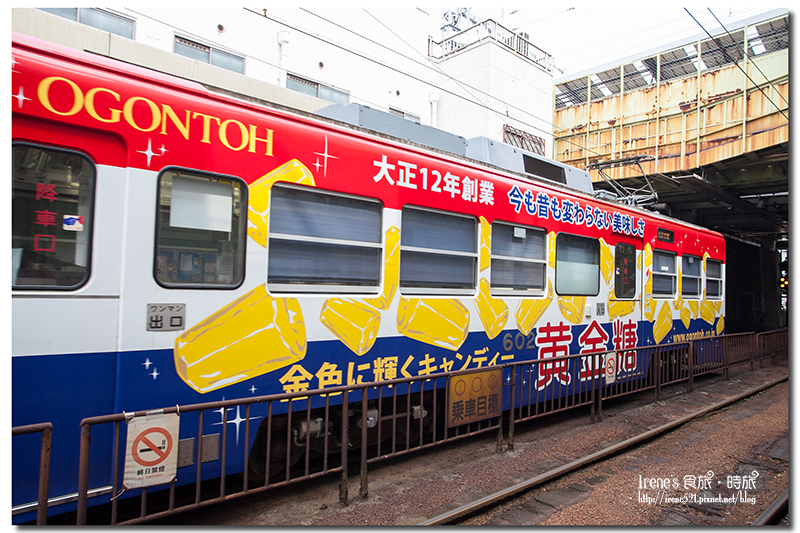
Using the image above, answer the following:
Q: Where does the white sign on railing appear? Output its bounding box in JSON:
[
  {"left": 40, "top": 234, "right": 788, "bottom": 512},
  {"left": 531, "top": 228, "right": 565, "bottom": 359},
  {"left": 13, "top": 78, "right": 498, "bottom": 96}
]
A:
[{"left": 123, "top": 411, "right": 180, "bottom": 489}]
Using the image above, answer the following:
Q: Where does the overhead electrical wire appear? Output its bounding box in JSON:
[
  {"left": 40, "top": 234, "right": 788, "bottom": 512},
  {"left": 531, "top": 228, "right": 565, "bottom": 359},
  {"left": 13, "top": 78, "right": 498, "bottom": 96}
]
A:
[
  {"left": 706, "top": 8, "right": 789, "bottom": 107},
  {"left": 684, "top": 8, "right": 788, "bottom": 121},
  {"left": 243, "top": 7, "right": 600, "bottom": 155},
  {"left": 359, "top": 8, "right": 514, "bottom": 141},
  {"left": 127, "top": 8, "right": 786, "bottom": 161}
]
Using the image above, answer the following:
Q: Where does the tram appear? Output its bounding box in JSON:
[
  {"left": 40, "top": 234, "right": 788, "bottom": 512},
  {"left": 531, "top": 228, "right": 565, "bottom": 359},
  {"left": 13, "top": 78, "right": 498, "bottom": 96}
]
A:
[{"left": 11, "top": 31, "right": 725, "bottom": 521}]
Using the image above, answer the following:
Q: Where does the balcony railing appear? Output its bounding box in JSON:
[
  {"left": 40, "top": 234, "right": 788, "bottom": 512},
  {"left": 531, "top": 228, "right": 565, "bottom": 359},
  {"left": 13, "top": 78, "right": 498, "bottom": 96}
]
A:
[{"left": 428, "top": 19, "right": 553, "bottom": 73}]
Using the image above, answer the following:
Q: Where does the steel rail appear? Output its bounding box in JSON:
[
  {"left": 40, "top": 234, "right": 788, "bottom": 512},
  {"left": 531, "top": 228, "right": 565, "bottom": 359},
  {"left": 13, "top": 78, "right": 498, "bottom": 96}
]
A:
[
  {"left": 751, "top": 489, "right": 789, "bottom": 526},
  {"left": 420, "top": 375, "right": 788, "bottom": 526}
]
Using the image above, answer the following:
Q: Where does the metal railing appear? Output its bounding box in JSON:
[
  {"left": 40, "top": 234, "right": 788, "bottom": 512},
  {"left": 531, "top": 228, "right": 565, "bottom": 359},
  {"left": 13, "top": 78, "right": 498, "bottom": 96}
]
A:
[
  {"left": 11, "top": 423, "right": 52, "bottom": 525},
  {"left": 70, "top": 372, "right": 501, "bottom": 525},
  {"left": 428, "top": 19, "right": 553, "bottom": 73},
  {"left": 13, "top": 328, "right": 787, "bottom": 525}
]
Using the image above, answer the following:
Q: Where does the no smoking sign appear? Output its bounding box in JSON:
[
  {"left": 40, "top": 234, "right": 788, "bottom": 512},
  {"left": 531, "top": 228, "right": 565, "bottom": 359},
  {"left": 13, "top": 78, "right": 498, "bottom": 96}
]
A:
[
  {"left": 605, "top": 351, "right": 617, "bottom": 384},
  {"left": 123, "top": 412, "right": 179, "bottom": 489}
]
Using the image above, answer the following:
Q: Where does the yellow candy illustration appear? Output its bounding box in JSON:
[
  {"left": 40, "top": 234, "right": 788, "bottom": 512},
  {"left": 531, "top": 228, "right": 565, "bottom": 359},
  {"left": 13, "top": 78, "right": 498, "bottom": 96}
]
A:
[
  {"left": 547, "top": 231, "right": 556, "bottom": 269},
  {"left": 642, "top": 244, "right": 655, "bottom": 321},
  {"left": 557, "top": 295, "right": 586, "bottom": 325},
  {"left": 687, "top": 299, "right": 699, "bottom": 318},
  {"left": 608, "top": 293, "right": 637, "bottom": 321},
  {"left": 247, "top": 159, "right": 316, "bottom": 248},
  {"left": 363, "top": 226, "right": 400, "bottom": 311},
  {"left": 710, "top": 297, "right": 722, "bottom": 315},
  {"left": 515, "top": 279, "right": 554, "bottom": 335},
  {"left": 653, "top": 300, "right": 673, "bottom": 344},
  {"left": 397, "top": 298, "right": 469, "bottom": 350},
  {"left": 320, "top": 298, "right": 380, "bottom": 356},
  {"left": 700, "top": 289, "right": 717, "bottom": 325},
  {"left": 715, "top": 315, "right": 725, "bottom": 335},
  {"left": 475, "top": 278, "right": 508, "bottom": 339},
  {"left": 174, "top": 284, "right": 306, "bottom": 393},
  {"left": 679, "top": 304, "right": 692, "bottom": 329},
  {"left": 643, "top": 279, "right": 655, "bottom": 322},
  {"left": 479, "top": 216, "right": 491, "bottom": 272},
  {"left": 599, "top": 237, "right": 613, "bottom": 285},
  {"left": 643, "top": 243, "right": 653, "bottom": 270}
]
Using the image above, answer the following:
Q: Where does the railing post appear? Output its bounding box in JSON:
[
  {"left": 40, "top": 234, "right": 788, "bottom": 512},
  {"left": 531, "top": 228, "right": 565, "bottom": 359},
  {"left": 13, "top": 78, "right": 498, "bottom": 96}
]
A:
[
  {"left": 36, "top": 425, "right": 52, "bottom": 526},
  {"left": 76, "top": 421, "right": 91, "bottom": 525},
  {"left": 595, "top": 366, "right": 603, "bottom": 422},
  {"left": 772, "top": 333, "right": 777, "bottom": 365},
  {"left": 339, "top": 389, "right": 349, "bottom": 505},
  {"left": 360, "top": 388, "right": 369, "bottom": 499},
  {"left": 590, "top": 364, "right": 596, "bottom": 423},
  {"left": 654, "top": 347, "right": 662, "bottom": 402},
  {"left": 722, "top": 337, "right": 730, "bottom": 380},
  {"left": 506, "top": 367, "right": 515, "bottom": 451},
  {"left": 687, "top": 342, "right": 694, "bottom": 392}
]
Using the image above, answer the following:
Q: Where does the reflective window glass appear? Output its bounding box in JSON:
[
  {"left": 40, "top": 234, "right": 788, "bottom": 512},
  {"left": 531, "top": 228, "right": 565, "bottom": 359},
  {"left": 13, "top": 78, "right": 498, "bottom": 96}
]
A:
[
  {"left": 12, "top": 145, "right": 94, "bottom": 289},
  {"left": 155, "top": 169, "right": 246, "bottom": 287}
]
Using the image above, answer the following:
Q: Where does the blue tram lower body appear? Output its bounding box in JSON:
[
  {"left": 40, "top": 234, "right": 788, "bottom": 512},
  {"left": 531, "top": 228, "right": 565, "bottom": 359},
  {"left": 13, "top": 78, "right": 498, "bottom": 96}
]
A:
[{"left": 11, "top": 317, "right": 721, "bottom": 522}]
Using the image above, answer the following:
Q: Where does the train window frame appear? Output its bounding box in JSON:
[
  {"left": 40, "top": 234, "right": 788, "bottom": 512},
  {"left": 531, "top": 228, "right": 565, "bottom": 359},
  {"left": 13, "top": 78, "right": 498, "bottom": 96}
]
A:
[
  {"left": 399, "top": 206, "right": 478, "bottom": 296},
  {"left": 12, "top": 143, "right": 96, "bottom": 291},
  {"left": 681, "top": 254, "right": 702, "bottom": 298},
  {"left": 614, "top": 242, "right": 637, "bottom": 299},
  {"left": 652, "top": 249, "right": 676, "bottom": 298},
  {"left": 267, "top": 184, "right": 383, "bottom": 295},
  {"left": 154, "top": 167, "right": 247, "bottom": 290},
  {"left": 706, "top": 258, "right": 723, "bottom": 299},
  {"left": 554, "top": 233, "right": 600, "bottom": 297},
  {"left": 490, "top": 221, "right": 547, "bottom": 296}
]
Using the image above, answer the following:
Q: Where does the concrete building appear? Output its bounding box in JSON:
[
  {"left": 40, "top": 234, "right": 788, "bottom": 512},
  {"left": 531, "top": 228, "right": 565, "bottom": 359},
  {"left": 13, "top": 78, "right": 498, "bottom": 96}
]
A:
[{"left": 12, "top": 7, "right": 556, "bottom": 154}]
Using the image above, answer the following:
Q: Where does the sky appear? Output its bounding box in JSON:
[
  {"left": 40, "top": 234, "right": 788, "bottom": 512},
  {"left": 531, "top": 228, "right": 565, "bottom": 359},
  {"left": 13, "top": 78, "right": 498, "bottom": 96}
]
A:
[{"left": 445, "top": 6, "right": 786, "bottom": 77}]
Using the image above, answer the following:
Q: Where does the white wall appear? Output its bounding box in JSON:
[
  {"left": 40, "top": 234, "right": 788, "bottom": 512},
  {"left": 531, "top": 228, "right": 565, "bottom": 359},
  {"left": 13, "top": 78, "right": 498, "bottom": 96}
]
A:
[{"left": 13, "top": 7, "right": 556, "bottom": 151}]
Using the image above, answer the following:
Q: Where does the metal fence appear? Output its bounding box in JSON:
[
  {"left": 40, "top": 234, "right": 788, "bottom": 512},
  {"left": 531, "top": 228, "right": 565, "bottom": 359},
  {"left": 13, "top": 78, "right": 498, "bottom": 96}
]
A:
[
  {"left": 11, "top": 423, "right": 52, "bottom": 525},
  {"left": 12, "top": 328, "right": 787, "bottom": 525}
]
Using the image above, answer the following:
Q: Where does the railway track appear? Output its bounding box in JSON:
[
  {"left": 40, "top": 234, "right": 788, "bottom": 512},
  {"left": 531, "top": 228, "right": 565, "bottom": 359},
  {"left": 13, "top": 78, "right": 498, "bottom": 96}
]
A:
[
  {"left": 421, "top": 376, "right": 788, "bottom": 526},
  {"left": 752, "top": 490, "right": 789, "bottom": 525}
]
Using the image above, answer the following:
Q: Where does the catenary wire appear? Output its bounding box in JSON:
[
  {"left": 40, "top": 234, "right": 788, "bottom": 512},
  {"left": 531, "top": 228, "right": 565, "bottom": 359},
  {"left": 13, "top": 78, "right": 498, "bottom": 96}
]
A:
[
  {"left": 684, "top": 8, "right": 788, "bottom": 120},
  {"left": 706, "top": 8, "right": 789, "bottom": 106},
  {"left": 268, "top": 7, "right": 572, "bottom": 147}
]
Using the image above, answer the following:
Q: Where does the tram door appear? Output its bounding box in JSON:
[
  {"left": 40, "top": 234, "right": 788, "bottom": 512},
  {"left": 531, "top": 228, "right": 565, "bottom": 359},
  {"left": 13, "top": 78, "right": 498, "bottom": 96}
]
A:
[{"left": 607, "top": 237, "right": 643, "bottom": 374}]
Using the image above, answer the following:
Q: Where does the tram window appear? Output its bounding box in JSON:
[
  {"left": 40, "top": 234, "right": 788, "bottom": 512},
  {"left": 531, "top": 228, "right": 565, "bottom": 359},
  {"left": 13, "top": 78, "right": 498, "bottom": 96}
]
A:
[
  {"left": 268, "top": 185, "right": 382, "bottom": 293},
  {"left": 12, "top": 144, "right": 94, "bottom": 290},
  {"left": 614, "top": 243, "right": 637, "bottom": 299},
  {"left": 155, "top": 169, "right": 246, "bottom": 288},
  {"left": 555, "top": 233, "right": 600, "bottom": 296},
  {"left": 706, "top": 259, "right": 723, "bottom": 298},
  {"left": 681, "top": 255, "right": 701, "bottom": 297},
  {"left": 490, "top": 221, "right": 546, "bottom": 294},
  {"left": 400, "top": 207, "right": 477, "bottom": 294},
  {"left": 652, "top": 250, "right": 676, "bottom": 297}
]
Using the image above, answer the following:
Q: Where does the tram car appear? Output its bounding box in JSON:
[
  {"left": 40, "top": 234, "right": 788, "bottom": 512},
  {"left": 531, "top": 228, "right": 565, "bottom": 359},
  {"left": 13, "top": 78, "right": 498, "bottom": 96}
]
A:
[{"left": 11, "top": 31, "right": 725, "bottom": 521}]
